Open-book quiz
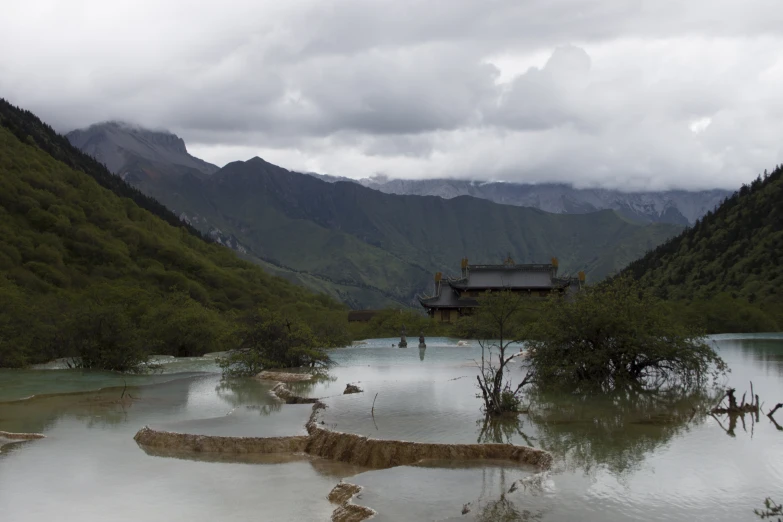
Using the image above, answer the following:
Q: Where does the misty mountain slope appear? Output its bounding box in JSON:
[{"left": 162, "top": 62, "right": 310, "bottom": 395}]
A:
[
  {"left": 0, "top": 99, "right": 208, "bottom": 241},
  {"left": 66, "top": 122, "right": 218, "bottom": 179},
  {"left": 65, "top": 123, "right": 223, "bottom": 234},
  {"left": 0, "top": 104, "right": 353, "bottom": 367},
  {"left": 198, "top": 157, "right": 681, "bottom": 305},
  {"left": 309, "top": 175, "right": 729, "bottom": 226},
  {"left": 201, "top": 158, "right": 433, "bottom": 306},
  {"left": 58, "top": 127, "right": 417, "bottom": 308},
  {"left": 66, "top": 122, "right": 226, "bottom": 236},
  {"left": 66, "top": 122, "right": 684, "bottom": 308}
]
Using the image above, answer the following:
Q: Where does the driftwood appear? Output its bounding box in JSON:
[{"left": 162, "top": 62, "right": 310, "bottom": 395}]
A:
[
  {"left": 768, "top": 403, "right": 783, "bottom": 431},
  {"left": 709, "top": 382, "right": 783, "bottom": 436},
  {"left": 711, "top": 385, "right": 759, "bottom": 415},
  {"left": 709, "top": 383, "right": 761, "bottom": 437}
]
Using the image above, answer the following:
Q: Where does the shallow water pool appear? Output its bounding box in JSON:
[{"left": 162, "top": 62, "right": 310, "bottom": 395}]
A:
[{"left": 0, "top": 335, "right": 781, "bottom": 521}]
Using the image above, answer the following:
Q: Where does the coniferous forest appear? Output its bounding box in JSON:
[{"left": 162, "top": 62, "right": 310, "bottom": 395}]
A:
[{"left": 621, "top": 164, "right": 783, "bottom": 331}]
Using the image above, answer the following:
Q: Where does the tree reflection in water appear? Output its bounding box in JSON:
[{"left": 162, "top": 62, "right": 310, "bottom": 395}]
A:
[
  {"left": 526, "top": 386, "right": 717, "bottom": 475},
  {"left": 476, "top": 415, "right": 535, "bottom": 447},
  {"left": 214, "top": 374, "right": 336, "bottom": 415},
  {"left": 467, "top": 387, "right": 717, "bottom": 520},
  {"left": 471, "top": 417, "right": 547, "bottom": 521},
  {"left": 214, "top": 378, "right": 277, "bottom": 411},
  {"left": 475, "top": 495, "right": 543, "bottom": 522}
]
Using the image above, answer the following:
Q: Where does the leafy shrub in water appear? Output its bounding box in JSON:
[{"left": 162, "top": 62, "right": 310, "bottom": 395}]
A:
[
  {"left": 348, "top": 307, "right": 455, "bottom": 341},
  {"left": 217, "top": 308, "right": 332, "bottom": 377},
  {"left": 527, "top": 276, "right": 727, "bottom": 392}
]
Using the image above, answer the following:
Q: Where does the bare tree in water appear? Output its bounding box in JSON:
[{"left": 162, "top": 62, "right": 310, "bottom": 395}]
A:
[{"left": 460, "top": 290, "right": 534, "bottom": 416}]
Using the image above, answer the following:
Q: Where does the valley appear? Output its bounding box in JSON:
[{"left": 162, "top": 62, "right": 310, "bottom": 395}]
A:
[{"left": 66, "top": 122, "right": 687, "bottom": 308}]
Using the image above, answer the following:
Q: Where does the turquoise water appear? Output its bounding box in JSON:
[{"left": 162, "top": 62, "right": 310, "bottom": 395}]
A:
[{"left": 1, "top": 335, "right": 782, "bottom": 521}]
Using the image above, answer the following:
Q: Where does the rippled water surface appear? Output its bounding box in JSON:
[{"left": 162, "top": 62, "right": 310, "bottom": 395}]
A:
[{"left": 1, "top": 335, "right": 782, "bottom": 521}]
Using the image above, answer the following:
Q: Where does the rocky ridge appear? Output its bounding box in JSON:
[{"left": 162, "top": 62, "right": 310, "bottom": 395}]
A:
[{"left": 67, "top": 121, "right": 218, "bottom": 177}]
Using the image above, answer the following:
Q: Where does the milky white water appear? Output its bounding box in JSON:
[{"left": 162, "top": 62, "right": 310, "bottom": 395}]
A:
[{"left": 1, "top": 335, "right": 781, "bottom": 521}]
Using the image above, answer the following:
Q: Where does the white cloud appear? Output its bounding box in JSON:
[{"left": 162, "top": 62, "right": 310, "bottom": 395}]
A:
[
  {"left": 690, "top": 118, "right": 712, "bottom": 134},
  {"left": 2, "top": 0, "right": 783, "bottom": 190}
]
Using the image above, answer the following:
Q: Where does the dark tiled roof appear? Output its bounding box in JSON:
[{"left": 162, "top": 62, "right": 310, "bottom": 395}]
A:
[
  {"left": 419, "top": 286, "right": 478, "bottom": 309},
  {"left": 449, "top": 265, "right": 557, "bottom": 290},
  {"left": 419, "top": 263, "right": 582, "bottom": 309}
]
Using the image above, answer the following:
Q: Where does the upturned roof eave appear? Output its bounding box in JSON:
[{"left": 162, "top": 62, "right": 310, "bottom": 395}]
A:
[{"left": 448, "top": 283, "right": 557, "bottom": 290}]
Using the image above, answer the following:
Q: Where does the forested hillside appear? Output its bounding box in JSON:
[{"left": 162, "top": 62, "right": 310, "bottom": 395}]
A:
[
  {"left": 167, "top": 157, "right": 681, "bottom": 308},
  {"left": 0, "top": 118, "right": 347, "bottom": 368},
  {"left": 63, "top": 121, "right": 684, "bottom": 309},
  {"left": 0, "top": 99, "right": 208, "bottom": 241},
  {"left": 622, "top": 165, "right": 783, "bottom": 331}
]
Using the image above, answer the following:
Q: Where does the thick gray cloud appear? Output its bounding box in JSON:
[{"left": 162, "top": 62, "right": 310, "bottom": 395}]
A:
[{"left": 2, "top": 0, "right": 783, "bottom": 190}]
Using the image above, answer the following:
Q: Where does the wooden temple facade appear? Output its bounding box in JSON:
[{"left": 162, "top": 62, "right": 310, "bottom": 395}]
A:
[{"left": 419, "top": 256, "right": 584, "bottom": 323}]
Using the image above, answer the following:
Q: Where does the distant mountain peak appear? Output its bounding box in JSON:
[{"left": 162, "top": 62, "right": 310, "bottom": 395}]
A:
[
  {"left": 70, "top": 120, "right": 188, "bottom": 153},
  {"left": 344, "top": 177, "right": 730, "bottom": 226},
  {"left": 66, "top": 121, "right": 217, "bottom": 177}
]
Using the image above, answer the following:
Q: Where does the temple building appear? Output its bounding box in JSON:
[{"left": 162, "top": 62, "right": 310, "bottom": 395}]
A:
[{"left": 419, "top": 256, "right": 584, "bottom": 323}]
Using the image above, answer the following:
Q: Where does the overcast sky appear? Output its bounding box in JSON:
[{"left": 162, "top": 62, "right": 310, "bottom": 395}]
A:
[{"left": 3, "top": 0, "right": 783, "bottom": 191}]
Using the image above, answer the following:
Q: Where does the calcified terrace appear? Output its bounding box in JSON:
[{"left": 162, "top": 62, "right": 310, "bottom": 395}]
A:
[{"left": 133, "top": 382, "right": 552, "bottom": 521}]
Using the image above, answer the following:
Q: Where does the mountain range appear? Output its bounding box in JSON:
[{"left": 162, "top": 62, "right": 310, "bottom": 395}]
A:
[
  {"left": 66, "top": 122, "right": 690, "bottom": 308},
  {"left": 311, "top": 174, "right": 729, "bottom": 226}
]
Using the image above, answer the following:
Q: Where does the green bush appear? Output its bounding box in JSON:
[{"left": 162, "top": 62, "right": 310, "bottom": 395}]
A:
[
  {"left": 349, "top": 307, "right": 455, "bottom": 340},
  {"left": 66, "top": 302, "right": 150, "bottom": 373},
  {"left": 528, "top": 277, "right": 727, "bottom": 392},
  {"left": 217, "top": 309, "right": 332, "bottom": 377},
  {"left": 142, "top": 291, "right": 235, "bottom": 357}
]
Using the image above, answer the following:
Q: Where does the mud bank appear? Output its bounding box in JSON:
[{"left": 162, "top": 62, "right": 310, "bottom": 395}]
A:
[
  {"left": 328, "top": 482, "right": 376, "bottom": 522},
  {"left": 133, "top": 427, "right": 309, "bottom": 454}
]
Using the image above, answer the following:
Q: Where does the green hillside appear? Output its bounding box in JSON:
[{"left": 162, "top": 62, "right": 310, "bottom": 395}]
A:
[
  {"left": 0, "top": 99, "right": 208, "bottom": 241},
  {"left": 60, "top": 120, "right": 684, "bottom": 309},
  {"left": 0, "top": 110, "right": 348, "bottom": 368},
  {"left": 164, "top": 157, "right": 681, "bottom": 308},
  {"left": 622, "top": 165, "right": 783, "bottom": 331}
]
